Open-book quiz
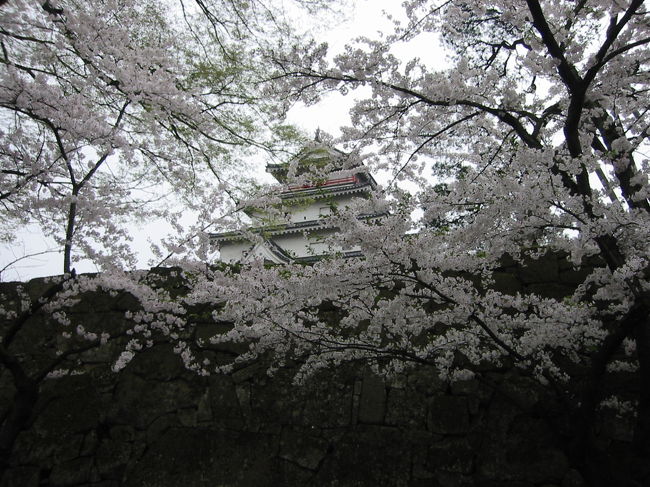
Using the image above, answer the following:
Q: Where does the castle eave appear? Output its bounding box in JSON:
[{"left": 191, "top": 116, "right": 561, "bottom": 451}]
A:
[
  {"left": 210, "top": 219, "right": 335, "bottom": 242},
  {"left": 210, "top": 212, "right": 386, "bottom": 243},
  {"left": 278, "top": 182, "right": 374, "bottom": 201}
]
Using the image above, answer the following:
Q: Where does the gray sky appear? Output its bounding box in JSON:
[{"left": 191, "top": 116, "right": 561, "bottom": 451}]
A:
[{"left": 286, "top": 0, "right": 444, "bottom": 137}]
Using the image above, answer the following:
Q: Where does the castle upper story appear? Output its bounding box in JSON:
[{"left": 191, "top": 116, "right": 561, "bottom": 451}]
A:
[{"left": 210, "top": 141, "right": 380, "bottom": 264}]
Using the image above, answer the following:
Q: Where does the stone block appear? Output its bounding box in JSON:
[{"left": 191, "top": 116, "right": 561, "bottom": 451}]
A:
[
  {"left": 427, "top": 395, "right": 470, "bottom": 435},
  {"left": 292, "top": 369, "right": 354, "bottom": 428},
  {"left": 428, "top": 437, "right": 475, "bottom": 474},
  {"left": 358, "top": 370, "right": 387, "bottom": 424},
  {"left": 52, "top": 434, "right": 84, "bottom": 463},
  {"left": 385, "top": 386, "right": 427, "bottom": 428},
  {"left": 436, "top": 471, "right": 475, "bottom": 487},
  {"left": 408, "top": 366, "right": 447, "bottom": 396},
  {"left": 123, "top": 427, "right": 279, "bottom": 487},
  {"left": 275, "top": 459, "right": 315, "bottom": 485},
  {"left": 0, "top": 466, "right": 40, "bottom": 487},
  {"left": 249, "top": 367, "right": 304, "bottom": 425},
  {"left": 96, "top": 439, "right": 132, "bottom": 479},
  {"left": 196, "top": 389, "right": 212, "bottom": 422},
  {"left": 558, "top": 266, "right": 592, "bottom": 286},
  {"left": 279, "top": 427, "right": 329, "bottom": 470},
  {"left": 498, "top": 374, "right": 541, "bottom": 412},
  {"left": 146, "top": 414, "right": 178, "bottom": 443},
  {"left": 110, "top": 425, "right": 135, "bottom": 442},
  {"left": 519, "top": 254, "right": 559, "bottom": 284},
  {"left": 450, "top": 379, "right": 480, "bottom": 396},
  {"left": 49, "top": 457, "right": 93, "bottom": 486},
  {"left": 177, "top": 407, "right": 197, "bottom": 427},
  {"left": 478, "top": 415, "right": 568, "bottom": 484},
  {"left": 312, "top": 426, "right": 412, "bottom": 486},
  {"left": 207, "top": 374, "right": 244, "bottom": 429},
  {"left": 475, "top": 482, "right": 535, "bottom": 487},
  {"left": 597, "top": 409, "right": 635, "bottom": 442},
  {"left": 35, "top": 377, "right": 102, "bottom": 436},
  {"left": 126, "top": 345, "right": 187, "bottom": 381},
  {"left": 80, "top": 430, "right": 98, "bottom": 456},
  {"left": 525, "top": 282, "right": 575, "bottom": 300},
  {"left": 235, "top": 383, "right": 252, "bottom": 418},
  {"left": 231, "top": 361, "right": 266, "bottom": 383},
  {"left": 561, "top": 469, "right": 585, "bottom": 487},
  {"left": 491, "top": 271, "right": 523, "bottom": 295},
  {"left": 111, "top": 372, "right": 201, "bottom": 428}
]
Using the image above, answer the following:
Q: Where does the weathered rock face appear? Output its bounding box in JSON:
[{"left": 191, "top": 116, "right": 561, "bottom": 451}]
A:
[
  {"left": 0, "top": 254, "right": 635, "bottom": 486},
  {"left": 4, "top": 351, "right": 583, "bottom": 487}
]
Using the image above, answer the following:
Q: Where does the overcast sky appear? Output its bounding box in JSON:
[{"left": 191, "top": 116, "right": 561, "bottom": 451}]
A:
[{"left": 286, "top": 0, "right": 444, "bottom": 137}]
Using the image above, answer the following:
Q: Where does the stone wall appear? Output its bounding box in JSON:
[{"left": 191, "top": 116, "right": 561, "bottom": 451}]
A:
[{"left": 0, "top": 254, "right": 635, "bottom": 487}]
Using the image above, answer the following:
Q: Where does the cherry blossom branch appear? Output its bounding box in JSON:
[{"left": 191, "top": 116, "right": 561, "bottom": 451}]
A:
[
  {"left": 583, "top": 1, "right": 647, "bottom": 88},
  {"left": 2, "top": 271, "right": 76, "bottom": 348},
  {"left": 0, "top": 249, "right": 59, "bottom": 279},
  {"left": 390, "top": 111, "right": 481, "bottom": 187}
]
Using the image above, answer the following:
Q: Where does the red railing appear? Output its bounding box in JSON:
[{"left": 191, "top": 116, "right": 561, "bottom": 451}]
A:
[{"left": 287, "top": 175, "right": 358, "bottom": 191}]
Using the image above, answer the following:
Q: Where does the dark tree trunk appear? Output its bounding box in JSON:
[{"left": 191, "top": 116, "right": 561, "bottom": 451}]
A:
[{"left": 632, "top": 317, "right": 650, "bottom": 485}]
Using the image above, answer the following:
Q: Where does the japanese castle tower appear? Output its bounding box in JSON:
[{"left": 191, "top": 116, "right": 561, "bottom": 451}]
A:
[{"left": 211, "top": 140, "right": 379, "bottom": 264}]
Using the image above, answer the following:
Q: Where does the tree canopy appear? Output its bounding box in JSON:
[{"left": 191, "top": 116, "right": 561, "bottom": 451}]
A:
[
  {"left": 1, "top": 1, "right": 650, "bottom": 485},
  {"left": 184, "top": 1, "right": 650, "bottom": 485},
  {"left": 0, "top": 0, "right": 322, "bottom": 473},
  {"left": 0, "top": 0, "right": 311, "bottom": 277}
]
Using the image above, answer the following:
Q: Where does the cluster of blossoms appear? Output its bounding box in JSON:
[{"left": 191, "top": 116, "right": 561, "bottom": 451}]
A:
[
  {"left": 0, "top": 4, "right": 648, "bottom": 484},
  {"left": 175, "top": 1, "right": 650, "bottom": 431}
]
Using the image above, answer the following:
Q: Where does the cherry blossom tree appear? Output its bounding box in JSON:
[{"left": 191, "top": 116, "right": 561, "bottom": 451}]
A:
[
  {"left": 0, "top": 0, "right": 317, "bottom": 277},
  {"left": 174, "top": 1, "right": 650, "bottom": 485},
  {"left": 0, "top": 0, "right": 326, "bottom": 473},
  {"left": 2, "top": 0, "right": 650, "bottom": 484}
]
